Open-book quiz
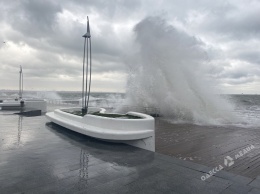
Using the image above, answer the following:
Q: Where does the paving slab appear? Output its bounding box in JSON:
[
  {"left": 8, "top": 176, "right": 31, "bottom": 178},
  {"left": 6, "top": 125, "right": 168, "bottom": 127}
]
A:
[{"left": 0, "top": 113, "right": 259, "bottom": 193}]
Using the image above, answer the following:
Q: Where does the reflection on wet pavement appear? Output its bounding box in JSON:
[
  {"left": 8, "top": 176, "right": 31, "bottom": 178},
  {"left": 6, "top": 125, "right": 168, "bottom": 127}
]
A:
[{"left": 0, "top": 114, "right": 259, "bottom": 193}]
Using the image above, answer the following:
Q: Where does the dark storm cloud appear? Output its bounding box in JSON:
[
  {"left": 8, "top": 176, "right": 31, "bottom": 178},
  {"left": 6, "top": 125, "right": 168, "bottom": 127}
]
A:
[
  {"left": 5, "top": 0, "right": 132, "bottom": 51},
  {"left": 0, "top": 0, "right": 260, "bottom": 92},
  {"left": 3, "top": 0, "right": 80, "bottom": 53},
  {"left": 0, "top": 0, "right": 130, "bottom": 82},
  {"left": 7, "top": 0, "right": 62, "bottom": 38}
]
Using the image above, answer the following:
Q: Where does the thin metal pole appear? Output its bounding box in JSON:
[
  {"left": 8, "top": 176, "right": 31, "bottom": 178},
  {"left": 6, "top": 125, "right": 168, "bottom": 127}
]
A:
[
  {"left": 21, "top": 71, "right": 23, "bottom": 98},
  {"left": 82, "top": 16, "right": 91, "bottom": 114},
  {"left": 86, "top": 38, "right": 92, "bottom": 111},
  {"left": 82, "top": 38, "right": 86, "bottom": 110},
  {"left": 84, "top": 38, "right": 89, "bottom": 112},
  {"left": 19, "top": 72, "right": 20, "bottom": 98},
  {"left": 19, "top": 67, "right": 21, "bottom": 99}
]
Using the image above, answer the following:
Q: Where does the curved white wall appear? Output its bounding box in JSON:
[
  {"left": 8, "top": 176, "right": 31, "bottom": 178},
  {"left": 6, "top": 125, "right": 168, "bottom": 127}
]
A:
[
  {"left": 46, "top": 107, "right": 155, "bottom": 151},
  {"left": 0, "top": 99, "right": 47, "bottom": 113}
]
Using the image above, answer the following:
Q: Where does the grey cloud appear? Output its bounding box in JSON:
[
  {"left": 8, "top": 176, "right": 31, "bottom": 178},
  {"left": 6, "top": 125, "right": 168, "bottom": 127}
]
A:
[
  {"left": 22, "top": 0, "right": 61, "bottom": 29},
  {"left": 7, "top": 0, "right": 62, "bottom": 38},
  {"left": 191, "top": 1, "right": 260, "bottom": 40},
  {"left": 240, "top": 53, "right": 260, "bottom": 65},
  {"left": 223, "top": 77, "right": 255, "bottom": 85},
  {"left": 211, "top": 63, "right": 259, "bottom": 84},
  {"left": 65, "top": 0, "right": 141, "bottom": 21},
  {"left": 0, "top": 1, "right": 129, "bottom": 81},
  {"left": 0, "top": 0, "right": 260, "bottom": 93},
  {"left": 227, "top": 71, "right": 249, "bottom": 79},
  {"left": 232, "top": 50, "right": 260, "bottom": 65}
]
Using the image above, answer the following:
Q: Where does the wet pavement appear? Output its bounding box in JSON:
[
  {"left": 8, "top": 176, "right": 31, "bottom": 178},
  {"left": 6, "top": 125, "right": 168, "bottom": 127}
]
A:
[
  {"left": 1, "top": 113, "right": 260, "bottom": 194},
  {"left": 155, "top": 120, "right": 260, "bottom": 179}
]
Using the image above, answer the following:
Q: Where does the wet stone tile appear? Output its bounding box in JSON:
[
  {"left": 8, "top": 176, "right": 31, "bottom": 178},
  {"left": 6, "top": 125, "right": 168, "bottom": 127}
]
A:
[
  {"left": 249, "top": 178, "right": 260, "bottom": 189},
  {"left": 223, "top": 183, "right": 253, "bottom": 194},
  {"left": 1, "top": 114, "right": 260, "bottom": 194},
  {"left": 248, "top": 188, "right": 260, "bottom": 194}
]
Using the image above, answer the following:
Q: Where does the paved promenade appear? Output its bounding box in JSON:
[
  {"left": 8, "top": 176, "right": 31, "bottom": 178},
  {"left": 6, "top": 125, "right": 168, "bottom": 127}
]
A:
[
  {"left": 155, "top": 119, "right": 260, "bottom": 179},
  {"left": 1, "top": 113, "right": 260, "bottom": 193}
]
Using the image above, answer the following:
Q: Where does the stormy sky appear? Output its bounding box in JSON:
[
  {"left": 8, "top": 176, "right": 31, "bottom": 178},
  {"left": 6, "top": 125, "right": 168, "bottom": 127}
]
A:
[{"left": 0, "top": 0, "right": 259, "bottom": 94}]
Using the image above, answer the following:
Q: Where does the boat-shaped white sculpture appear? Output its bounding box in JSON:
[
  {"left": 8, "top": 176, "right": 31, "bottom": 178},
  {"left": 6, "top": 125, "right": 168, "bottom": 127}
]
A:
[
  {"left": 46, "top": 17, "right": 155, "bottom": 151},
  {"left": 0, "top": 66, "right": 47, "bottom": 113},
  {"left": 0, "top": 98, "right": 47, "bottom": 113},
  {"left": 0, "top": 100, "right": 21, "bottom": 109},
  {"left": 46, "top": 107, "right": 155, "bottom": 151}
]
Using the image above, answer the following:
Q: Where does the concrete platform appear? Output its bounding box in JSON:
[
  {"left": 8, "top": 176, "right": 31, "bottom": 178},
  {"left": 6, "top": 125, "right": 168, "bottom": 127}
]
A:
[{"left": 1, "top": 114, "right": 260, "bottom": 193}]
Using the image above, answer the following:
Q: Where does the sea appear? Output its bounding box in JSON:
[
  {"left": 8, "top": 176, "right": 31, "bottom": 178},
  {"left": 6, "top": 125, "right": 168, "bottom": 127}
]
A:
[{"left": 0, "top": 90, "right": 259, "bottom": 127}]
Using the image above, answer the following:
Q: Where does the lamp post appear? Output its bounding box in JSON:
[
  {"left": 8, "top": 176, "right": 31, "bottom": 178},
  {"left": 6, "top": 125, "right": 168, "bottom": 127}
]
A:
[{"left": 81, "top": 16, "right": 92, "bottom": 115}]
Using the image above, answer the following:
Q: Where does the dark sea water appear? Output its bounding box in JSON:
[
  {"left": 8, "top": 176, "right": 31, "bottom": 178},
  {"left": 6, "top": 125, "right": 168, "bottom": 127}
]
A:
[
  {"left": 0, "top": 90, "right": 259, "bottom": 127},
  {"left": 228, "top": 94, "right": 260, "bottom": 126}
]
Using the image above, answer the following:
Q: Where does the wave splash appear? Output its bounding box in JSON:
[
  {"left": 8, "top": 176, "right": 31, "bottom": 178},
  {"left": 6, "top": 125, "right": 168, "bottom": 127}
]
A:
[{"left": 122, "top": 17, "right": 237, "bottom": 125}]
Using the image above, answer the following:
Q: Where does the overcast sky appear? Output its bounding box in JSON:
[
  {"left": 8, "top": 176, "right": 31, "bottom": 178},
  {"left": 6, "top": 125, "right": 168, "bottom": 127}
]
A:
[{"left": 0, "top": 0, "right": 259, "bottom": 94}]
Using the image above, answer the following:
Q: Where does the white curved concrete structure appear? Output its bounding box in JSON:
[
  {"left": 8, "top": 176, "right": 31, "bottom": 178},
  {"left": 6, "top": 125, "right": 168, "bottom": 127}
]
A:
[
  {"left": 0, "top": 101, "right": 21, "bottom": 108},
  {"left": 0, "top": 66, "right": 47, "bottom": 113},
  {"left": 46, "top": 107, "right": 155, "bottom": 151},
  {"left": 0, "top": 99, "right": 47, "bottom": 113}
]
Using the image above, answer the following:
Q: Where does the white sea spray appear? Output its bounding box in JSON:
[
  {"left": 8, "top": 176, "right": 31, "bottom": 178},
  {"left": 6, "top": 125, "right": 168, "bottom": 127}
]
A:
[{"left": 121, "top": 16, "right": 238, "bottom": 125}]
